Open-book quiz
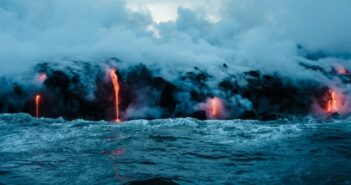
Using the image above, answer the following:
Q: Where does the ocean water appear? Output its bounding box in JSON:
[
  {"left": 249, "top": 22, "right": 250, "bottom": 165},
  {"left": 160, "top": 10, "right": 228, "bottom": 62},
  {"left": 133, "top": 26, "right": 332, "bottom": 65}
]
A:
[{"left": 0, "top": 114, "right": 350, "bottom": 185}]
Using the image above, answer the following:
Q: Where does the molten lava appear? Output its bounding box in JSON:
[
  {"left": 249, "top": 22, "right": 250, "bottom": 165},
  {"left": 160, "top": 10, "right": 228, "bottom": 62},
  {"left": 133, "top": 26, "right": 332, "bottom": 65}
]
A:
[
  {"left": 326, "top": 89, "right": 342, "bottom": 114},
  {"left": 211, "top": 97, "right": 220, "bottom": 118},
  {"left": 206, "top": 97, "right": 223, "bottom": 119},
  {"left": 35, "top": 94, "right": 41, "bottom": 118},
  {"left": 110, "top": 69, "right": 121, "bottom": 122}
]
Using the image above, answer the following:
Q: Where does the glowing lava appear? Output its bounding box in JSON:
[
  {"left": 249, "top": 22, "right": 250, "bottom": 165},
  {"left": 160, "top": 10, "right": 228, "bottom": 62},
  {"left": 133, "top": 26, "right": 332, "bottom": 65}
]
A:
[
  {"left": 326, "top": 89, "right": 340, "bottom": 114},
  {"left": 211, "top": 97, "right": 220, "bottom": 118},
  {"left": 35, "top": 94, "right": 41, "bottom": 118},
  {"left": 206, "top": 97, "right": 223, "bottom": 119},
  {"left": 110, "top": 69, "right": 121, "bottom": 122}
]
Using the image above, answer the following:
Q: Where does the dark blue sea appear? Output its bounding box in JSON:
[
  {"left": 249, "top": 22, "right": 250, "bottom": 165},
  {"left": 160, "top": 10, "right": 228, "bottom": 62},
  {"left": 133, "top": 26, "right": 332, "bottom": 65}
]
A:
[{"left": 0, "top": 113, "right": 350, "bottom": 185}]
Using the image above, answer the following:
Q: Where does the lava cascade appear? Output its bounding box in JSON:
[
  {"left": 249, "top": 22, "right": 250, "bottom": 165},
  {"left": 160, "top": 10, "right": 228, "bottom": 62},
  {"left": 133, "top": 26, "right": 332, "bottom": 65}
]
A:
[
  {"left": 208, "top": 97, "right": 223, "bottom": 119},
  {"left": 35, "top": 94, "right": 41, "bottom": 118},
  {"left": 325, "top": 89, "right": 346, "bottom": 114},
  {"left": 110, "top": 69, "right": 121, "bottom": 122}
]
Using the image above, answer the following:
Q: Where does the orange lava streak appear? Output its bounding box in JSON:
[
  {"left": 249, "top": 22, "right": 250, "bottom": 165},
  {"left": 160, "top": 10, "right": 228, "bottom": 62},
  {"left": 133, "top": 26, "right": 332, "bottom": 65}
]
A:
[
  {"left": 208, "top": 97, "right": 222, "bottom": 119},
  {"left": 211, "top": 98, "right": 220, "bottom": 117},
  {"left": 35, "top": 94, "right": 41, "bottom": 118},
  {"left": 110, "top": 70, "right": 120, "bottom": 122},
  {"left": 327, "top": 90, "right": 338, "bottom": 113}
]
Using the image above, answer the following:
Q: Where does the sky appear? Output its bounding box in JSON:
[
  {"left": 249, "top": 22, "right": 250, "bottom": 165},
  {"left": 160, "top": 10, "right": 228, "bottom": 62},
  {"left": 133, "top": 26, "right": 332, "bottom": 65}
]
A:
[
  {"left": 127, "top": 0, "right": 221, "bottom": 23},
  {"left": 0, "top": 0, "right": 350, "bottom": 77}
]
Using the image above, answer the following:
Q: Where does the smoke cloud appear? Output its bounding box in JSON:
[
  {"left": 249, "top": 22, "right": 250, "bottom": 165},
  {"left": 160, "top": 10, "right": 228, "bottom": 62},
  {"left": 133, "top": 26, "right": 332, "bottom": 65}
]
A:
[
  {"left": 0, "top": 0, "right": 349, "bottom": 74},
  {"left": 0, "top": 0, "right": 350, "bottom": 120}
]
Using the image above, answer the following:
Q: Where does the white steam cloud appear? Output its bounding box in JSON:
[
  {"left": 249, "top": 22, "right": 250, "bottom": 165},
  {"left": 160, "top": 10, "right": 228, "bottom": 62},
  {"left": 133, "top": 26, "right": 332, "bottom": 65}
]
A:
[{"left": 0, "top": 0, "right": 350, "bottom": 78}]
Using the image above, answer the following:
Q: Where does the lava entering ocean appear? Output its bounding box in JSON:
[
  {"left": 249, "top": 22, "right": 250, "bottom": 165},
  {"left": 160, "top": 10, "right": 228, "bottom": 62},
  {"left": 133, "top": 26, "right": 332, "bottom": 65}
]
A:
[
  {"left": 35, "top": 94, "right": 41, "bottom": 118},
  {"left": 206, "top": 97, "right": 224, "bottom": 119},
  {"left": 211, "top": 97, "right": 220, "bottom": 118},
  {"left": 324, "top": 88, "right": 349, "bottom": 115},
  {"left": 110, "top": 69, "right": 121, "bottom": 122},
  {"left": 2, "top": 60, "right": 351, "bottom": 121},
  {"left": 327, "top": 89, "right": 338, "bottom": 113}
]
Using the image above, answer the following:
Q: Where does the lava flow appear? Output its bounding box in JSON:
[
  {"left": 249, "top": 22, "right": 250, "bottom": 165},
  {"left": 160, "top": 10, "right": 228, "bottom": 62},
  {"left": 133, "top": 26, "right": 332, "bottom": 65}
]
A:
[
  {"left": 326, "top": 89, "right": 339, "bottom": 113},
  {"left": 35, "top": 94, "right": 41, "bottom": 118},
  {"left": 211, "top": 98, "right": 220, "bottom": 117},
  {"left": 110, "top": 69, "right": 121, "bottom": 122},
  {"left": 208, "top": 97, "right": 223, "bottom": 119}
]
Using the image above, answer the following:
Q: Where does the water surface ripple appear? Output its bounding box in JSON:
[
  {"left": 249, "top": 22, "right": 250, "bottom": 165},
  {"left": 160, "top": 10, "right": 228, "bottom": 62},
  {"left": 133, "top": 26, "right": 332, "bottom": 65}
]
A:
[{"left": 0, "top": 114, "right": 350, "bottom": 185}]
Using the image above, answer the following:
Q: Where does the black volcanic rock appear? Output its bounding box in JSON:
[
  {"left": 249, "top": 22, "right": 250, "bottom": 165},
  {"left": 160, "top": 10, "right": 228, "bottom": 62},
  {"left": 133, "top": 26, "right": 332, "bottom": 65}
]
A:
[
  {"left": 238, "top": 71, "right": 323, "bottom": 118},
  {"left": 0, "top": 59, "right": 341, "bottom": 121},
  {"left": 191, "top": 110, "right": 207, "bottom": 120}
]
